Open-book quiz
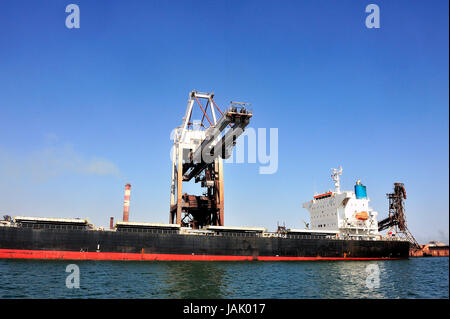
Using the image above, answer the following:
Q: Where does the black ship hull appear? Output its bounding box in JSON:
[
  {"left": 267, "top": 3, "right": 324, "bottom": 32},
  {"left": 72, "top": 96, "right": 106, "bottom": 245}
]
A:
[{"left": 0, "top": 227, "right": 409, "bottom": 261}]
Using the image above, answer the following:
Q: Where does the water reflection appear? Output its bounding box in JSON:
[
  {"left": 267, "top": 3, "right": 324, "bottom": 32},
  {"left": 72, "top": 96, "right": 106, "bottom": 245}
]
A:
[
  {"left": 319, "top": 261, "right": 388, "bottom": 298},
  {"left": 162, "top": 261, "right": 228, "bottom": 298}
]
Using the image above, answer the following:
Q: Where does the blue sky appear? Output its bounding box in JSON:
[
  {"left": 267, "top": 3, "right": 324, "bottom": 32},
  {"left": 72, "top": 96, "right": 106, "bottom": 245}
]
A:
[{"left": 0, "top": 0, "right": 448, "bottom": 244}]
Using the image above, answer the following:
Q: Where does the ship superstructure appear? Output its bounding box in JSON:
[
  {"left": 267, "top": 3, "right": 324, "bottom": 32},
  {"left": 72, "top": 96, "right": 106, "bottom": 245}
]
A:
[{"left": 302, "top": 167, "right": 379, "bottom": 238}]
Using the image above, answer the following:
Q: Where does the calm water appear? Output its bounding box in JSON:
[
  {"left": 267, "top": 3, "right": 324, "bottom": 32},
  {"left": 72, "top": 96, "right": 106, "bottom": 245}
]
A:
[{"left": 0, "top": 257, "right": 448, "bottom": 299}]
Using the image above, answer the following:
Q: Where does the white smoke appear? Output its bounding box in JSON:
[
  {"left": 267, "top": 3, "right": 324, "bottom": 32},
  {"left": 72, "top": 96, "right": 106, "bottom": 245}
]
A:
[{"left": 0, "top": 140, "right": 120, "bottom": 183}]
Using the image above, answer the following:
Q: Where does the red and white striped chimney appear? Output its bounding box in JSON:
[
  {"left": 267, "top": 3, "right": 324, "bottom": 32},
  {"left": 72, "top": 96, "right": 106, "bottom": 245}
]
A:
[{"left": 123, "top": 184, "right": 131, "bottom": 222}]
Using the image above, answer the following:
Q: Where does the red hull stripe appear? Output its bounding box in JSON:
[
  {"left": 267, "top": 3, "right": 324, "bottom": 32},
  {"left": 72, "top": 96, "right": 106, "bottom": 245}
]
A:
[
  {"left": 0, "top": 249, "right": 406, "bottom": 261},
  {"left": 314, "top": 192, "right": 333, "bottom": 199}
]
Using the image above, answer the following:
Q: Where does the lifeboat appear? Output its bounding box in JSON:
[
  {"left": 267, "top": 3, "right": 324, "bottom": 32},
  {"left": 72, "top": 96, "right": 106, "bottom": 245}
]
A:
[{"left": 355, "top": 211, "right": 369, "bottom": 220}]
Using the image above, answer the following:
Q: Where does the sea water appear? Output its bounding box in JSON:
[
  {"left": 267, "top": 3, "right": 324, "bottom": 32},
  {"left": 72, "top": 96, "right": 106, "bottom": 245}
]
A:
[{"left": 0, "top": 257, "right": 448, "bottom": 298}]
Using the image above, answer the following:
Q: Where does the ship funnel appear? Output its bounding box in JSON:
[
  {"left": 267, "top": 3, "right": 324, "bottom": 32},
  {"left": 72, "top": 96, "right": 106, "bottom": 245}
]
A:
[
  {"left": 110, "top": 217, "right": 114, "bottom": 230},
  {"left": 355, "top": 181, "right": 367, "bottom": 199},
  {"left": 123, "top": 184, "right": 131, "bottom": 222}
]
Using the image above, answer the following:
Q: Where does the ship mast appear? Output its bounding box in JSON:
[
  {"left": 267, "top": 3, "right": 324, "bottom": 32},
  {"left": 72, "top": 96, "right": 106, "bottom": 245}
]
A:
[{"left": 331, "top": 166, "right": 343, "bottom": 194}]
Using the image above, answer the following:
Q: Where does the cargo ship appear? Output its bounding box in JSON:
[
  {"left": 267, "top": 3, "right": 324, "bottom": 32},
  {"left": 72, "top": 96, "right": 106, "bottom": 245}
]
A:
[
  {"left": 0, "top": 91, "right": 410, "bottom": 261},
  {"left": 0, "top": 166, "right": 410, "bottom": 261}
]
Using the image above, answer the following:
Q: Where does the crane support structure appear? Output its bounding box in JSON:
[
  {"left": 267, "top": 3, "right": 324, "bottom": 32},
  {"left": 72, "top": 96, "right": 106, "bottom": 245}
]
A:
[
  {"left": 378, "top": 182, "right": 420, "bottom": 249},
  {"left": 170, "top": 91, "right": 252, "bottom": 229}
]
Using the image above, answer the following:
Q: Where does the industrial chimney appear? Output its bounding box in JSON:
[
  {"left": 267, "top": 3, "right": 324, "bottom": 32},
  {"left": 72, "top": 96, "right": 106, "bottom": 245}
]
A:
[{"left": 123, "top": 184, "right": 131, "bottom": 222}]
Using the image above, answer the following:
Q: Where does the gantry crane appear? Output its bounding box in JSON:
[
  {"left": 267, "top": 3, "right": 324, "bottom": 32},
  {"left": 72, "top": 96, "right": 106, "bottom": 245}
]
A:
[
  {"left": 378, "top": 182, "right": 420, "bottom": 249},
  {"left": 170, "top": 91, "right": 252, "bottom": 229}
]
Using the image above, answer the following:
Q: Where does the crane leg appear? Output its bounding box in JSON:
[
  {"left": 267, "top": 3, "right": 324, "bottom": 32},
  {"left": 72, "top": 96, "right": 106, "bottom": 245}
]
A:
[{"left": 176, "top": 147, "right": 183, "bottom": 225}]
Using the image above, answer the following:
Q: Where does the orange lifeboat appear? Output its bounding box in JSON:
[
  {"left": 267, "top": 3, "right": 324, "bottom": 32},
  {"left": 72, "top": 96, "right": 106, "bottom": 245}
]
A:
[{"left": 355, "top": 211, "right": 369, "bottom": 220}]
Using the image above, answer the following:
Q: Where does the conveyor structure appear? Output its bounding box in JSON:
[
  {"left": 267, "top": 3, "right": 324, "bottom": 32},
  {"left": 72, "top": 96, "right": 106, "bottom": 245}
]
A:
[{"left": 169, "top": 91, "right": 252, "bottom": 228}]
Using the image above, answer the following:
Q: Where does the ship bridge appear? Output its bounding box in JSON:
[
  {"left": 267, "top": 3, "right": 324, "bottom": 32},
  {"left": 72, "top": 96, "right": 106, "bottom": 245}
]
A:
[{"left": 302, "top": 167, "right": 380, "bottom": 238}]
